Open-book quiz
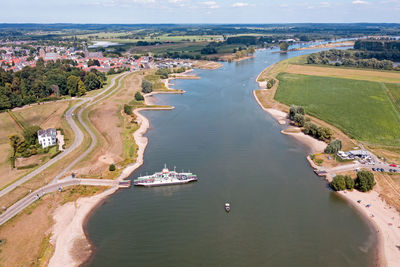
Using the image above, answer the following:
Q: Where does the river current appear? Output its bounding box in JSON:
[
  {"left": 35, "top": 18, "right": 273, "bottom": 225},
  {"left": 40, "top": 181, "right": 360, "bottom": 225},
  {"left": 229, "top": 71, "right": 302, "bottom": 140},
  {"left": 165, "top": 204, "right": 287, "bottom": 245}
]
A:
[{"left": 85, "top": 48, "right": 376, "bottom": 267}]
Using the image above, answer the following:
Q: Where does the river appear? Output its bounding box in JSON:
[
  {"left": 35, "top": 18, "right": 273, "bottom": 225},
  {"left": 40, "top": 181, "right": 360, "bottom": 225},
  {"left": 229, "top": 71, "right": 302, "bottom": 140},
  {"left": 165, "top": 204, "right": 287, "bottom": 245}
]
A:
[{"left": 84, "top": 48, "right": 377, "bottom": 266}]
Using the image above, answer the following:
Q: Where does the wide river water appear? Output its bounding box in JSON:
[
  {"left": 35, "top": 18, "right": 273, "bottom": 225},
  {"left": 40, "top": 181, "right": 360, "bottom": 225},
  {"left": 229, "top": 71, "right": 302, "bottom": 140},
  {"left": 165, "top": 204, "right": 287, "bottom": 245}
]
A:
[{"left": 85, "top": 48, "right": 377, "bottom": 266}]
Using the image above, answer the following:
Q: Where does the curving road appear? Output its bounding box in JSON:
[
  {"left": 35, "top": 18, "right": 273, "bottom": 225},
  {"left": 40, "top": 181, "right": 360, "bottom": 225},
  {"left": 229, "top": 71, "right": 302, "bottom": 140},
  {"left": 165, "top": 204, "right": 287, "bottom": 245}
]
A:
[
  {"left": 0, "top": 72, "right": 127, "bottom": 199},
  {"left": 0, "top": 177, "right": 119, "bottom": 225}
]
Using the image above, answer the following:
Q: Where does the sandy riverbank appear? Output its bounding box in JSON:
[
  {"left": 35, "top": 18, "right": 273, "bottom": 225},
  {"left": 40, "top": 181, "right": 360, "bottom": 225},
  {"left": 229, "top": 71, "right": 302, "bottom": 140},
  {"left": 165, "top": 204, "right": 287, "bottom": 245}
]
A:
[
  {"left": 49, "top": 92, "right": 176, "bottom": 267},
  {"left": 338, "top": 190, "right": 400, "bottom": 266},
  {"left": 253, "top": 80, "right": 399, "bottom": 265}
]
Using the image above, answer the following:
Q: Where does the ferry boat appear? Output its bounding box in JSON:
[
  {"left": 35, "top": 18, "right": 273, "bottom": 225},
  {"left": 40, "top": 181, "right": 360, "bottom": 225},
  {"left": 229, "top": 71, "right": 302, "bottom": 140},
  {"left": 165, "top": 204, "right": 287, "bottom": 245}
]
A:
[{"left": 133, "top": 165, "right": 198, "bottom": 187}]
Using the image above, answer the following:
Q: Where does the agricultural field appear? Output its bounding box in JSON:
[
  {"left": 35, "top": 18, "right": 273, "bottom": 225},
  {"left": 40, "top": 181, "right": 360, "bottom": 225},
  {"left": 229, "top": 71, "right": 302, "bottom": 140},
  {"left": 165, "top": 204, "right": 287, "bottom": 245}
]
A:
[
  {"left": 274, "top": 73, "right": 400, "bottom": 146},
  {"left": 286, "top": 64, "right": 400, "bottom": 83}
]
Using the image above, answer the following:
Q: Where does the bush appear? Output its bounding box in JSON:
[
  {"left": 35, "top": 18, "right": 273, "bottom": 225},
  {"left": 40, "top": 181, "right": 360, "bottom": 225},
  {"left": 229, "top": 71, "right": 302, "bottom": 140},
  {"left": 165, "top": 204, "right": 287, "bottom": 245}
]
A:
[
  {"left": 330, "top": 175, "right": 346, "bottom": 191},
  {"left": 141, "top": 80, "right": 153, "bottom": 94},
  {"left": 124, "top": 104, "right": 132, "bottom": 115},
  {"left": 355, "top": 170, "right": 375, "bottom": 192},
  {"left": 324, "top": 139, "right": 342, "bottom": 154},
  {"left": 135, "top": 92, "right": 144, "bottom": 101},
  {"left": 16, "top": 163, "right": 38, "bottom": 170},
  {"left": 109, "top": 164, "right": 116, "bottom": 171}
]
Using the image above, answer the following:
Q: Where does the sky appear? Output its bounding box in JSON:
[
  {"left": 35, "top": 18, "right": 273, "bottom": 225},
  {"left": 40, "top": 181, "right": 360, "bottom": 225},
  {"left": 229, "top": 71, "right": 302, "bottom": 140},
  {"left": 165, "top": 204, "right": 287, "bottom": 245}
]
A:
[{"left": 1, "top": 0, "right": 400, "bottom": 24}]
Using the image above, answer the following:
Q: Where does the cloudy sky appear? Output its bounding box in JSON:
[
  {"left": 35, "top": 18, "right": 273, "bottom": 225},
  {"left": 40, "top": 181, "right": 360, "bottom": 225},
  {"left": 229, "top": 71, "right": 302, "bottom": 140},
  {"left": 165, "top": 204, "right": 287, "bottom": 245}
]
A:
[{"left": 1, "top": 0, "right": 400, "bottom": 23}]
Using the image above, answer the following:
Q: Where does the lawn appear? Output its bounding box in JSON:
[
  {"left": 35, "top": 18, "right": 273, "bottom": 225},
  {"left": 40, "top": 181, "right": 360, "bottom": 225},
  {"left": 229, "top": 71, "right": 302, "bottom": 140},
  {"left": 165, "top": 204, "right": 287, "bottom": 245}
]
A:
[{"left": 275, "top": 73, "right": 400, "bottom": 146}]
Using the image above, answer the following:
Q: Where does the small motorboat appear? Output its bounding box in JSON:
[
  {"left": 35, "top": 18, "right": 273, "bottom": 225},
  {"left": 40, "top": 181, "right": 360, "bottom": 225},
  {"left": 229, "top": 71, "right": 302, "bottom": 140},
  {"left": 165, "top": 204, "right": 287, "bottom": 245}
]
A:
[{"left": 225, "top": 203, "right": 230, "bottom": 212}]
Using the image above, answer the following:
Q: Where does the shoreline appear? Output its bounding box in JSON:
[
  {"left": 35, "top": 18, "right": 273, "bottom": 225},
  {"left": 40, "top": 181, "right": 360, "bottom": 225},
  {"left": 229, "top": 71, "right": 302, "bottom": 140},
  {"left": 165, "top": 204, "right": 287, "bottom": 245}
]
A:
[
  {"left": 253, "top": 84, "right": 400, "bottom": 266},
  {"left": 49, "top": 86, "right": 178, "bottom": 267}
]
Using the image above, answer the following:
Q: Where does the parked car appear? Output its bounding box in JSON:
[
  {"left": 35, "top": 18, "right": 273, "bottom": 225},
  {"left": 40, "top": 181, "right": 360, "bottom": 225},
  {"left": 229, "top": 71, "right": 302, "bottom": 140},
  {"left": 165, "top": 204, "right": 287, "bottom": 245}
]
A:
[
  {"left": 389, "top": 164, "right": 397, "bottom": 167},
  {"left": 372, "top": 168, "right": 376, "bottom": 171}
]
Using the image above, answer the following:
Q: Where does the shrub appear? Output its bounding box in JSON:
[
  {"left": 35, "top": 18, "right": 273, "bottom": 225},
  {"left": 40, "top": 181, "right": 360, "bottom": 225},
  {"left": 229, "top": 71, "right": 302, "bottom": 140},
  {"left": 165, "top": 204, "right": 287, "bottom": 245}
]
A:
[
  {"left": 135, "top": 92, "right": 144, "bottom": 101},
  {"left": 141, "top": 80, "right": 153, "bottom": 93},
  {"left": 109, "top": 164, "right": 116, "bottom": 171},
  {"left": 324, "top": 139, "right": 342, "bottom": 154},
  {"left": 330, "top": 175, "right": 346, "bottom": 191},
  {"left": 124, "top": 104, "right": 132, "bottom": 115},
  {"left": 355, "top": 170, "right": 375, "bottom": 192}
]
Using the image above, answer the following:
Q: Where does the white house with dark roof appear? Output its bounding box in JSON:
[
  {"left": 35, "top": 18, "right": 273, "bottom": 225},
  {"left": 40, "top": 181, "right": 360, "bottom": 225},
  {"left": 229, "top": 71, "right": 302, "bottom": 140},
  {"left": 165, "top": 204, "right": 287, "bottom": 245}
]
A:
[{"left": 37, "top": 128, "right": 57, "bottom": 148}]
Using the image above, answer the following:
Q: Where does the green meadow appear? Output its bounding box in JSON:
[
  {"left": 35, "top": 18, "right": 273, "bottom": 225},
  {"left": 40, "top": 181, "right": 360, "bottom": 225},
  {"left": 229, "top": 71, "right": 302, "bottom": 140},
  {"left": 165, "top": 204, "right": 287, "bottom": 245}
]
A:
[{"left": 275, "top": 73, "right": 400, "bottom": 146}]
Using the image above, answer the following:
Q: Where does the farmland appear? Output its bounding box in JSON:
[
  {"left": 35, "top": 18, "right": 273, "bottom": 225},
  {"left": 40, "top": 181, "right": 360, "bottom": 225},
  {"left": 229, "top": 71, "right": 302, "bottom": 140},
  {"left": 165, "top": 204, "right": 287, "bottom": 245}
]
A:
[
  {"left": 274, "top": 73, "right": 400, "bottom": 146},
  {"left": 285, "top": 64, "right": 400, "bottom": 83}
]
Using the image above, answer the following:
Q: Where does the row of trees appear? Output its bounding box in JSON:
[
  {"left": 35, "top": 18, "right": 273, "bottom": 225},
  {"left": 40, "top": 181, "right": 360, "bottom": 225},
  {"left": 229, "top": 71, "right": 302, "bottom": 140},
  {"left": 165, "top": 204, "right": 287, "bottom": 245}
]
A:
[
  {"left": 307, "top": 49, "right": 399, "bottom": 70},
  {"left": 288, "top": 105, "right": 333, "bottom": 142},
  {"left": 155, "top": 67, "right": 187, "bottom": 79},
  {"left": 330, "top": 170, "right": 375, "bottom": 192},
  {"left": 0, "top": 59, "right": 106, "bottom": 110}
]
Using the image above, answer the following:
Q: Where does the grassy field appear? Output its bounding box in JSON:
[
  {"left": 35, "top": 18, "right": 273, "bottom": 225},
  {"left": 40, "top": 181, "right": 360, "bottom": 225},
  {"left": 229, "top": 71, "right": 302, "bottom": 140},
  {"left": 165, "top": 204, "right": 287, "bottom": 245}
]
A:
[
  {"left": 286, "top": 64, "right": 400, "bottom": 83},
  {"left": 0, "top": 102, "right": 74, "bottom": 190},
  {"left": 275, "top": 73, "right": 400, "bottom": 146}
]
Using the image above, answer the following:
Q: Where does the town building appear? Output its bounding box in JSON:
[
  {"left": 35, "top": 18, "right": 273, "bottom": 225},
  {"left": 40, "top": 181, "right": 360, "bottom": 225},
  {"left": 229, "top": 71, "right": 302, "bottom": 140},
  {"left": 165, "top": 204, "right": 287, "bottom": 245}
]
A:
[{"left": 37, "top": 128, "right": 57, "bottom": 148}]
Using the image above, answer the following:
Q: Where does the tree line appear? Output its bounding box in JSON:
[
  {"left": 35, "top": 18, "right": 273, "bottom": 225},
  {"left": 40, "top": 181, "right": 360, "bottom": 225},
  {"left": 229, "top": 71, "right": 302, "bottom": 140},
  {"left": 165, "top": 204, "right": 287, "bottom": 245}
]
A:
[
  {"left": 0, "top": 58, "right": 106, "bottom": 111},
  {"left": 307, "top": 48, "right": 400, "bottom": 70},
  {"left": 330, "top": 170, "right": 375, "bottom": 192},
  {"left": 289, "top": 105, "right": 333, "bottom": 142}
]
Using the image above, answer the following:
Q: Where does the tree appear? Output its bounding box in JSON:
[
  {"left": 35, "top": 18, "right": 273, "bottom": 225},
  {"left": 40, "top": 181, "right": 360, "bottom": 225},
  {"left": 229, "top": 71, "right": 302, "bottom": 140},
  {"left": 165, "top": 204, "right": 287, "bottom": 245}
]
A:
[
  {"left": 280, "top": 41, "right": 289, "bottom": 52},
  {"left": 303, "top": 122, "right": 318, "bottom": 136},
  {"left": 141, "top": 80, "right": 153, "bottom": 94},
  {"left": 8, "top": 134, "right": 22, "bottom": 168},
  {"left": 109, "top": 164, "right": 116, "bottom": 171},
  {"left": 330, "top": 175, "right": 346, "bottom": 191},
  {"left": 324, "top": 139, "right": 342, "bottom": 154},
  {"left": 23, "top": 125, "right": 41, "bottom": 145},
  {"left": 135, "top": 92, "right": 144, "bottom": 101},
  {"left": 67, "top": 75, "right": 80, "bottom": 96},
  {"left": 355, "top": 170, "right": 375, "bottom": 192},
  {"left": 289, "top": 105, "right": 305, "bottom": 120},
  {"left": 317, "top": 126, "right": 333, "bottom": 141},
  {"left": 84, "top": 72, "right": 102, "bottom": 91},
  {"left": 124, "top": 104, "right": 132, "bottom": 115},
  {"left": 293, "top": 113, "right": 305, "bottom": 127},
  {"left": 77, "top": 79, "right": 86, "bottom": 97},
  {"left": 344, "top": 175, "right": 355, "bottom": 190}
]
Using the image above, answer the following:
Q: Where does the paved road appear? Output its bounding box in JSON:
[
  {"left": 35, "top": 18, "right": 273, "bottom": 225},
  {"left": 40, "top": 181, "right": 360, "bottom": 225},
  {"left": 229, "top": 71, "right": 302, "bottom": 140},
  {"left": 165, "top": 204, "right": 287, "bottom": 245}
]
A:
[
  {"left": 0, "top": 177, "right": 118, "bottom": 225},
  {"left": 325, "top": 161, "right": 400, "bottom": 175},
  {"left": 0, "top": 72, "right": 127, "bottom": 198}
]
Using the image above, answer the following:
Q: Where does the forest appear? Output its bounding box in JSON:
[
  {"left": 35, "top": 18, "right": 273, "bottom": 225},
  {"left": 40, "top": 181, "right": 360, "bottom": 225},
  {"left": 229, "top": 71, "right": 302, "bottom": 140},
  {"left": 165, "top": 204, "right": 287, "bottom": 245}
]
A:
[{"left": 0, "top": 59, "right": 106, "bottom": 110}]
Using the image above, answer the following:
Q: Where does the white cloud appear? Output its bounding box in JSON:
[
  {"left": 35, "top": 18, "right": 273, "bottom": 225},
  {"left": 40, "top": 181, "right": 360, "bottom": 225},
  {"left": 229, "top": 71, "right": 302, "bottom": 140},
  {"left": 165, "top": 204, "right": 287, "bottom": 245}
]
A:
[
  {"left": 201, "top": 1, "right": 219, "bottom": 8},
  {"left": 232, "top": 2, "right": 249, "bottom": 7},
  {"left": 352, "top": 0, "right": 369, "bottom": 4},
  {"left": 319, "top": 2, "right": 331, "bottom": 7}
]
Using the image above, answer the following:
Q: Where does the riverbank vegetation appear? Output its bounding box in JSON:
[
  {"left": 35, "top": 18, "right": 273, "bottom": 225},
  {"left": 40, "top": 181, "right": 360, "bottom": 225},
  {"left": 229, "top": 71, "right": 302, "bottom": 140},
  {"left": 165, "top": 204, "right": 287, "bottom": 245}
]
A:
[{"left": 330, "top": 170, "right": 375, "bottom": 192}]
